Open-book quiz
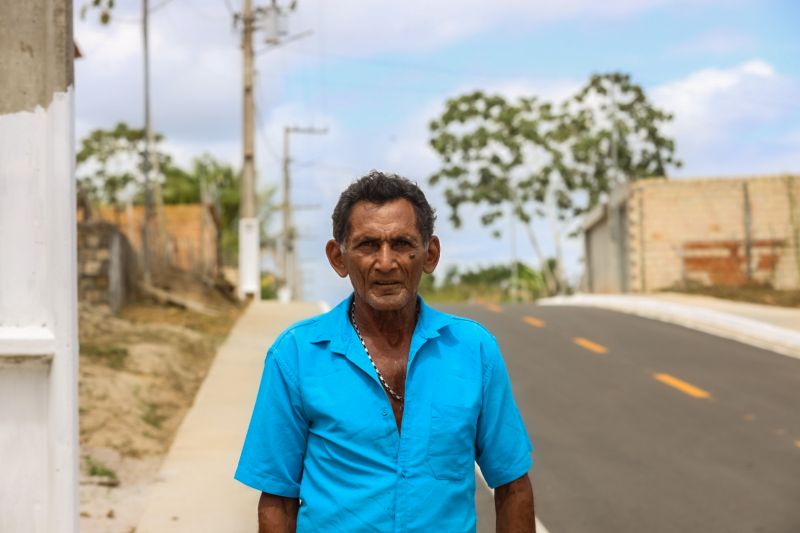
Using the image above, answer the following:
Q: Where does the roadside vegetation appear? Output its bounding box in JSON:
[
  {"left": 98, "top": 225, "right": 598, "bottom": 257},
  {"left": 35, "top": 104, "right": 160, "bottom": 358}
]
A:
[{"left": 419, "top": 260, "right": 568, "bottom": 303}]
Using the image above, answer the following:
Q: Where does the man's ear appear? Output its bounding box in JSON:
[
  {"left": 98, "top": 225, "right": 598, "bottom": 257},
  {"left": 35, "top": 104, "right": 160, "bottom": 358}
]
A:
[
  {"left": 423, "top": 235, "right": 441, "bottom": 274},
  {"left": 325, "top": 239, "right": 348, "bottom": 278}
]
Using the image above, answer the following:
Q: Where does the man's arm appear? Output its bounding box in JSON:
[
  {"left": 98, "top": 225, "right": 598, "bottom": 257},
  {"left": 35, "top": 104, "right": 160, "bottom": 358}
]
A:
[
  {"left": 494, "top": 473, "right": 535, "bottom": 533},
  {"left": 258, "top": 492, "right": 299, "bottom": 533}
]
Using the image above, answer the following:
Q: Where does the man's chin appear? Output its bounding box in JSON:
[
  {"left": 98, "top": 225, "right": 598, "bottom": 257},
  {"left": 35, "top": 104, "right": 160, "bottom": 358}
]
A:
[{"left": 362, "top": 289, "right": 414, "bottom": 312}]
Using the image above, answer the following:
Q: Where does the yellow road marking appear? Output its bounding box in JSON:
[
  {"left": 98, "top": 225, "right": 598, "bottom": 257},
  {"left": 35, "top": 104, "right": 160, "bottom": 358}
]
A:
[
  {"left": 484, "top": 303, "right": 502, "bottom": 313},
  {"left": 522, "top": 316, "right": 546, "bottom": 328},
  {"left": 653, "top": 373, "right": 711, "bottom": 399},
  {"left": 573, "top": 337, "right": 608, "bottom": 354}
]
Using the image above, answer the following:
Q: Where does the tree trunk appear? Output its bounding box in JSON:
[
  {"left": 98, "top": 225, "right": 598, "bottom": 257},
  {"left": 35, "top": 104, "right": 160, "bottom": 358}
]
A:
[{"left": 521, "top": 219, "right": 558, "bottom": 295}]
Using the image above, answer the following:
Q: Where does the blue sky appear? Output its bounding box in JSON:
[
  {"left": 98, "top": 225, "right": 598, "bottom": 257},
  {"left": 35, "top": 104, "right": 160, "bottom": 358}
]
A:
[{"left": 73, "top": 0, "right": 800, "bottom": 304}]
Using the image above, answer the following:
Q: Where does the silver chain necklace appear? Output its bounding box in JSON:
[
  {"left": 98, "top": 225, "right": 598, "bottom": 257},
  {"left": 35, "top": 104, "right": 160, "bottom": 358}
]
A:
[{"left": 350, "top": 303, "right": 404, "bottom": 402}]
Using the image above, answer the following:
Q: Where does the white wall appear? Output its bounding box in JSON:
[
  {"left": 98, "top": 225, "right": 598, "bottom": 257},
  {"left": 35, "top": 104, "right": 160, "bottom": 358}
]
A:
[{"left": 0, "top": 79, "right": 79, "bottom": 533}]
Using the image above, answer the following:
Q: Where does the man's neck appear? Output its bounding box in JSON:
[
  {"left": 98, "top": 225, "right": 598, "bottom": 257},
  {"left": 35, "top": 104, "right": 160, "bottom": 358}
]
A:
[{"left": 352, "top": 296, "right": 418, "bottom": 348}]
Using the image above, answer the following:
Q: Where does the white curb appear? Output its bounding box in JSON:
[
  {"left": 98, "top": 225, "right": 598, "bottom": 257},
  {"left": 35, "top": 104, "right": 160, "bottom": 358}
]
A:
[{"left": 538, "top": 294, "right": 800, "bottom": 361}]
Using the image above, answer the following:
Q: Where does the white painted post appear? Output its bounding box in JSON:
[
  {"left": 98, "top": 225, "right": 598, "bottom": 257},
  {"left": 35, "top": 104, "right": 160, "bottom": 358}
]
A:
[
  {"left": 0, "top": 1, "right": 79, "bottom": 532},
  {"left": 238, "top": 218, "right": 261, "bottom": 299}
]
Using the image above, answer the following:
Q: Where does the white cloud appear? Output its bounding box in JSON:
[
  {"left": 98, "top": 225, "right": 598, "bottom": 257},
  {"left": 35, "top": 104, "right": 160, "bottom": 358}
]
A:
[
  {"left": 72, "top": 0, "right": 736, "bottom": 161},
  {"left": 74, "top": 1, "right": 279, "bottom": 149},
  {"left": 670, "top": 28, "right": 756, "bottom": 57},
  {"left": 654, "top": 60, "right": 777, "bottom": 144},
  {"left": 290, "top": 0, "right": 732, "bottom": 59},
  {"left": 652, "top": 59, "right": 800, "bottom": 175}
]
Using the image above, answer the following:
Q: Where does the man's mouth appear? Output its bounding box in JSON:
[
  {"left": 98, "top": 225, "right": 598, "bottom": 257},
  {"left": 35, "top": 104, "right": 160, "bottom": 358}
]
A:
[{"left": 373, "top": 281, "right": 400, "bottom": 286}]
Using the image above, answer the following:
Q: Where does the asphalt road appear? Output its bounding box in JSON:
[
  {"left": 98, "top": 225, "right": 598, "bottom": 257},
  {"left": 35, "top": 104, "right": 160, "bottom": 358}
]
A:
[{"left": 437, "top": 303, "right": 800, "bottom": 533}]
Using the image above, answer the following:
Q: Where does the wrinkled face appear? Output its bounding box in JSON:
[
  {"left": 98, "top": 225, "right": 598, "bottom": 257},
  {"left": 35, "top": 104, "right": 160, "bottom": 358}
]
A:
[{"left": 326, "top": 199, "right": 440, "bottom": 313}]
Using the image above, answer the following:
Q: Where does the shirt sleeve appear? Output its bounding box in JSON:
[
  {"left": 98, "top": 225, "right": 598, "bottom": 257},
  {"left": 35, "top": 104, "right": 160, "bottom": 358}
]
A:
[
  {"left": 234, "top": 334, "right": 308, "bottom": 498},
  {"left": 475, "top": 334, "right": 533, "bottom": 489}
]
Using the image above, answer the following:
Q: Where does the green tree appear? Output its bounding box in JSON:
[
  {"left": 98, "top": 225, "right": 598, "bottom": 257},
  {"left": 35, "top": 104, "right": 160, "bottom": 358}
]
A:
[
  {"left": 560, "top": 72, "right": 682, "bottom": 213},
  {"left": 428, "top": 91, "right": 564, "bottom": 292},
  {"left": 171, "top": 154, "right": 279, "bottom": 268},
  {"left": 428, "top": 72, "right": 680, "bottom": 294},
  {"left": 155, "top": 154, "right": 239, "bottom": 266},
  {"left": 76, "top": 122, "right": 167, "bottom": 225},
  {"left": 80, "top": 0, "right": 115, "bottom": 25}
]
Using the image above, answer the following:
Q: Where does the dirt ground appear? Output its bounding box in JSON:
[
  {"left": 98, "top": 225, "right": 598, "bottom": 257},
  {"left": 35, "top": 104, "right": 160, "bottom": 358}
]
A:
[{"left": 78, "top": 273, "right": 243, "bottom": 533}]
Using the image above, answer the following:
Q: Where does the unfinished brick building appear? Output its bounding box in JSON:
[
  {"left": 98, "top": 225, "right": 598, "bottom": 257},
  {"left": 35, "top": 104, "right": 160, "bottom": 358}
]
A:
[
  {"left": 582, "top": 175, "right": 800, "bottom": 293},
  {"left": 93, "top": 203, "right": 220, "bottom": 279}
]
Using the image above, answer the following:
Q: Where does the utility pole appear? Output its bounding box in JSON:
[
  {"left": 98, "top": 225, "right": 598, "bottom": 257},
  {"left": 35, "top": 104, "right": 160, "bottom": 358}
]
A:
[
  {"left": 241, "top": 0, "right": 256, "bottom": 221},
  {"left": 234, "top": 0, "right": 298, "bottom": 300},
  {"left": 237, "top": 0, "right": 260, "bottom": 299},
  {"left": 281, "top": 126, "right": 327, "bottom": 301},
  {"left": 141, "top": 0, "right": 155, "bottom": 285},
  {"left": 0, "top": 1, "right": 79, "bottom": 530}
]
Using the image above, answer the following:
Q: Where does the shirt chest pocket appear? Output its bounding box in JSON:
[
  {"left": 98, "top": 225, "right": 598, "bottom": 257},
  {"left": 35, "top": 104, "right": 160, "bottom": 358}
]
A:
[
  {"left": 426, "top": 402, "right": 478, "bottom": 480},
  {"left": 304, "top": 372, "right": 375, "bottom": 433}
]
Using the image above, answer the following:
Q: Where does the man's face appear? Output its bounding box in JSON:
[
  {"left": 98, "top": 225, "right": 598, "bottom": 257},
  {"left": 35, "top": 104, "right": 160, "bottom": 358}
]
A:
[{"left": 326, "top": 198, "right": 440, "bottom": 313}]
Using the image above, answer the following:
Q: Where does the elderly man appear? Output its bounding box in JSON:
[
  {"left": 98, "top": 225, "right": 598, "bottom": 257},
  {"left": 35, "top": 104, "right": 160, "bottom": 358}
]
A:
[{"left": 236, "top": 171, "right": 535, "bottom": 532}]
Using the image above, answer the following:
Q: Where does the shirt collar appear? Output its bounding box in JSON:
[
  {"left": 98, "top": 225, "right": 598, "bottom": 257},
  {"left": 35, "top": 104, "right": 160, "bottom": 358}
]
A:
[{"left": 310, "top": 293, "right": 452, "bottom": 354}]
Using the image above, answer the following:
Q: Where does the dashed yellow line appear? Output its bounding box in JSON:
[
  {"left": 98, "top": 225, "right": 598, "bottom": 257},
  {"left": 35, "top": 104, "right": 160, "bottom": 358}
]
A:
[
  {"left": 522, "top": 316, "right": 545, "bottom": 328},
  {"left": 573, "top": 337, "right": 608, "bottom": 354},
  {"left": 484, "top": 303, "right": 502, "bottom": 313},
  {"left": 654, "top": 373, "right": 711, "bottom": 399}
]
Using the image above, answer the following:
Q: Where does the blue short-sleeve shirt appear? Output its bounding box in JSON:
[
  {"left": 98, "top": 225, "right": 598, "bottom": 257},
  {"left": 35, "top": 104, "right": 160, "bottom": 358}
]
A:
[{"left": 235, "top": 295, "right": 532, "bottom": 532}]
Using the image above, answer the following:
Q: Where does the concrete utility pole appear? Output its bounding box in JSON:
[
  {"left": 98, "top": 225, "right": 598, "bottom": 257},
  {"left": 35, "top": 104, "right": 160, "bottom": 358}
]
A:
[
  {"left": 0, "top": 1, "right": 79, "bottom": 531},
  {"left": 235, "top": 0, "right": 298, "bottom": 300},
  {"left": 141, "top": 0, "right": 155, "bottom": 285},
  {"left": 281, "top": 126, "right": 327, "bottom": 301},
  {"left": 237, "top": 0, "right": 260, "bottom": 299}
]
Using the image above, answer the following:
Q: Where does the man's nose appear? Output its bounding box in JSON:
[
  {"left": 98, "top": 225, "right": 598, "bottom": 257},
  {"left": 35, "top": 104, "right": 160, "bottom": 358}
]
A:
[{"left": 375, "top": 243, "right": 396, "bottom": 271}]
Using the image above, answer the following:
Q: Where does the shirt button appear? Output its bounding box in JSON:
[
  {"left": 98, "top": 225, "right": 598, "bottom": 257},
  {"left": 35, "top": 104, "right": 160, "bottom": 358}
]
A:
[
  {"left": 382, "top": 409, "right": 389, "bottom": 417},
  {"left": 401, "top": 470, "right": 408, "bottom": 478}
]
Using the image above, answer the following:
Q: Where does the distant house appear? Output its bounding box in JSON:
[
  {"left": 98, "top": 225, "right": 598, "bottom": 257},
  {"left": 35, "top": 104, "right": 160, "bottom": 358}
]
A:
[{"left": 581, "top": 175, "right": 800, "bottom": 293}]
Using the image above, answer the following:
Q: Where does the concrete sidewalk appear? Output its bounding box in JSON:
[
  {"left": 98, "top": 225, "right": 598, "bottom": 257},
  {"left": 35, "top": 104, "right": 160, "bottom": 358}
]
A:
[
  {"left": 538, "top": 292, "right": 800, "bottom": 360},
  {"left": 650, "top": 292, "right": 800, "bottom": 331},
  {"left": 136, "top": 300, "right": 321, "bottom": 533}
]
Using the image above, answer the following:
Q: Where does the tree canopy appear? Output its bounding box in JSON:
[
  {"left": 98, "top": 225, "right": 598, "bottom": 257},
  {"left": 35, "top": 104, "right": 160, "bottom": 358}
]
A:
[
  {"left": 428, "top": 71, "right": 681, "bottom": 293},
  {"left": 76, "top": 122, "right": 167, "bottom": 218},
  {"left": 75, "top": 122, "right": 279, "bottom": 267},
  {"left": 429, "top": 72, "right": 680, "bottom": 227}
]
